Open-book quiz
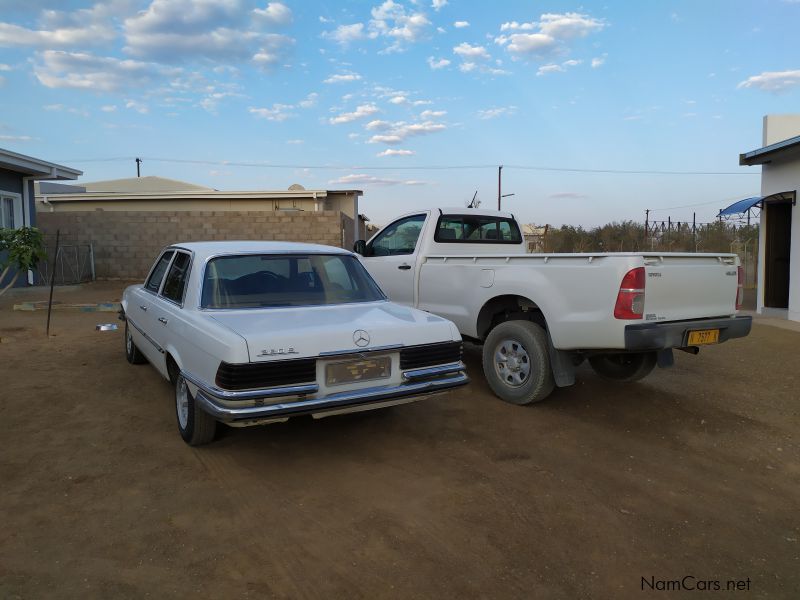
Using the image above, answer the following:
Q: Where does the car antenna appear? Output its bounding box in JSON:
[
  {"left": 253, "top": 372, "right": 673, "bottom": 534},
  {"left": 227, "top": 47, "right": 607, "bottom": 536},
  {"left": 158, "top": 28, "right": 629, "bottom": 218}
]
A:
[{"left": 467, "top": 190, "right": 480, "bottom": 208}]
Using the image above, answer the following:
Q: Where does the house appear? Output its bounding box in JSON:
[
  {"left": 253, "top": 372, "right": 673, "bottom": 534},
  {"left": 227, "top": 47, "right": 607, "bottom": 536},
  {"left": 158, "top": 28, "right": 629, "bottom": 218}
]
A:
[
  {"left": 522, "top": 223, "right": 549, "bottom": 253},
  {"left": 34, "top": 175, "right": 368, "bottom": 280},
  {"left": 0, "top": 147, "right": 81, "bottom": 286},
  {"left": 738, "top": 115, "right": 800, "bottom": 322}
]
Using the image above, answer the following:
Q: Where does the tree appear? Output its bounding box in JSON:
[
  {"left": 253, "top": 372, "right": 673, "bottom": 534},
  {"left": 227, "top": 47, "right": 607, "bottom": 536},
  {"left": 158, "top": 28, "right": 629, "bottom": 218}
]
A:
[{"left": 0, "top": 227, "right": 47, "bottom": 296}]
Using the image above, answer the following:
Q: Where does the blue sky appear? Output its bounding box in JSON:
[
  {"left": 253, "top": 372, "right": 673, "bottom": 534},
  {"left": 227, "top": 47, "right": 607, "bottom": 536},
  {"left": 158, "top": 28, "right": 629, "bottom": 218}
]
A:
[{"left": 1, "top": 0, "right": 799, "bottom": 227}]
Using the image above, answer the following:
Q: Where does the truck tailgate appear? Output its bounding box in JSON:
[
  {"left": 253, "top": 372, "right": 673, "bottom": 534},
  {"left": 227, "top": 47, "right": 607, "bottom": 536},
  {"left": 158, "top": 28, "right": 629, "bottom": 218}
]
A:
[{"left": 642, "top": 254, "right": 739, "bottom": 322}]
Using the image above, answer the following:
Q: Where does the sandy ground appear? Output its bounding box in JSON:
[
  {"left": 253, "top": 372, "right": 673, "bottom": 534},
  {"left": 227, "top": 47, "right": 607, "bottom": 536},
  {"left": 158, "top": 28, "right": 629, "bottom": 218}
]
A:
[{"left": 0, "top": 282, "right": 798, "bottom": 599}]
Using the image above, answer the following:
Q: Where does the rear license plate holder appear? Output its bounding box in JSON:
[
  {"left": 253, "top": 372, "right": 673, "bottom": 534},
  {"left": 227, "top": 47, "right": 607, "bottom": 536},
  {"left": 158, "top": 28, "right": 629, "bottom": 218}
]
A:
[
  {"left": 325, "top": 356, "right": 391, "bottom": 386},
  {"left": 686, "top": 329, "right": 720, "bottom": 346}
]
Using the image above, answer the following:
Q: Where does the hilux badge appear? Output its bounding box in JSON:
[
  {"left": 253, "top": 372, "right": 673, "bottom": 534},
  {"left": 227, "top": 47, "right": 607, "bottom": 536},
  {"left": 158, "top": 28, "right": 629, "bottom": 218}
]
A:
[{"left": 353, "top": 330, "right": 370, "bottom": 347}]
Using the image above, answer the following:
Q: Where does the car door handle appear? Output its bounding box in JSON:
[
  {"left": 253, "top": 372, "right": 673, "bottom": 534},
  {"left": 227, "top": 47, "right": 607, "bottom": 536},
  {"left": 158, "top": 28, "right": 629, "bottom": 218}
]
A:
[
  {"left": 398, "top": 264, "right": 412, "bottom": 270},
  {"left": 139, "top": 305, "right": 148, "bottom": 311},
  {"left": 158, "top": 317, "right": 168, "bottom": 325}
]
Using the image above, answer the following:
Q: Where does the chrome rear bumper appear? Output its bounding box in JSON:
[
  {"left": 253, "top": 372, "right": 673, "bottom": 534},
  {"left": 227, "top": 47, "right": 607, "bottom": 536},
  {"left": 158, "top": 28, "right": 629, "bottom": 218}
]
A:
[{"left": 182, "top": 362, "right": 468, "bottom": 423}]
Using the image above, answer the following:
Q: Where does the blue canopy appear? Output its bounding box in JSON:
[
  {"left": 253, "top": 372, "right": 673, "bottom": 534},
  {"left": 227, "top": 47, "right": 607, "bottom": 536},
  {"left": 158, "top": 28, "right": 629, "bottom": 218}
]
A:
[{"left": 718, "top": 196, "right": 762, "bottom": 217}]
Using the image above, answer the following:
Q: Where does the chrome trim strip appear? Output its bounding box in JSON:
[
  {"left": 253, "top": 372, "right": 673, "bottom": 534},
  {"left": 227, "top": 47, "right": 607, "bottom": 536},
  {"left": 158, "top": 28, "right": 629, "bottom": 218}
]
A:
[
  {"left": 402, "top": 361, "right": 465, "bottom": 381},
  {"left": 318, "top": 343, "right": 404, "bottom": 357},
  {"left": 181, "top": 370, "right": 319, "bottom": 401},
  {"left": 192, "top": 372, "right": 469, "bottom": 422},
  {"left": 127, "top": 316, "right": 164, "bottom": 354}
]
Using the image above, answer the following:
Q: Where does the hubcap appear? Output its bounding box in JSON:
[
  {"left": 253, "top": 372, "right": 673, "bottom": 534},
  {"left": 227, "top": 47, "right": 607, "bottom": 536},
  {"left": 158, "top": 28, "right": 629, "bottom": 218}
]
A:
[
  {"left": 494, "top": 339, "right": 531, "bottom": 387},
  {"left": 176, "top": 376, "right": 189, "bottom": 429}
]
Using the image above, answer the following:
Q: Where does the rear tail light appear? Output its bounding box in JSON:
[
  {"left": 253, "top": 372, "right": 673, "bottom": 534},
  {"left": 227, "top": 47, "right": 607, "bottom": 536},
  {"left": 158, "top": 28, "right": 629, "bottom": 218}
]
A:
[
  {"left": 614, "top": 267, "right": 646, "bottom": 320},
  {"left": 735, "top": 265, "right": 744, "bottom": 310}
]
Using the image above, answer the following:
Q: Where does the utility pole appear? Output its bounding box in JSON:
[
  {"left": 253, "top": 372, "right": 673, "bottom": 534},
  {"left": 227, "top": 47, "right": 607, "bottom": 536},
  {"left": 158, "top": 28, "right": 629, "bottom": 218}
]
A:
[
  {"left": 135, "top": 157, "right": 142, "bottom": 177},
  {"left": 644, "top": 209, "right": 650, "bottom": 244},
  {"left": 497, "top": 165, "right": 503, "bottom": 210}
]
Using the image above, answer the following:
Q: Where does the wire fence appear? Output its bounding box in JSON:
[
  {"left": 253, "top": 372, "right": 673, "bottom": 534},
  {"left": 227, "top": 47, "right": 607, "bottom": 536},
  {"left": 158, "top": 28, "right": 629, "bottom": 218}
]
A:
[{"left": 35, "top": 242, "right": 95, "bottom": 286}]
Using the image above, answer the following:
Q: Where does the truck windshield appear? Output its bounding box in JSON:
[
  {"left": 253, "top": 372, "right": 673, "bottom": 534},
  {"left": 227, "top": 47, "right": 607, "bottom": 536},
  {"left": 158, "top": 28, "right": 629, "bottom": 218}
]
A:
[{"left": 201, "top": 254, "right": 386, "bottom": 308}]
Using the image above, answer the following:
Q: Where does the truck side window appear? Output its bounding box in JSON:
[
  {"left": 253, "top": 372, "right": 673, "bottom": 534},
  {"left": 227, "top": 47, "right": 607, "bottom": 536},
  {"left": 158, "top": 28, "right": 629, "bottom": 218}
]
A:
[{"left": 369, "top": 214, "right": 427, "bottom": 256}]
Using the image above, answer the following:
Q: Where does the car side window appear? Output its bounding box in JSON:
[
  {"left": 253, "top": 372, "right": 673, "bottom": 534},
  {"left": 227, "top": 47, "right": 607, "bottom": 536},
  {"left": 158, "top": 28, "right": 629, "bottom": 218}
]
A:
[
  {"left": 161, "top": 251, "right": 191, "bottom": 304},
  {"left": 369, "top": 214, "right": 426, "bottom": 257},
  {"left": 145, "top": 251, "right": 175, "bottom": 293}
]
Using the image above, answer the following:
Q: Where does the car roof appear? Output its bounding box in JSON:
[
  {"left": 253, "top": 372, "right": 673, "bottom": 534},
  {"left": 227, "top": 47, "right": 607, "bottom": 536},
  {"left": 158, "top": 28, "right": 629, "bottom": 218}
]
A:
[{"left": 168, "top": 241, "right": 352, "bottom": 262}]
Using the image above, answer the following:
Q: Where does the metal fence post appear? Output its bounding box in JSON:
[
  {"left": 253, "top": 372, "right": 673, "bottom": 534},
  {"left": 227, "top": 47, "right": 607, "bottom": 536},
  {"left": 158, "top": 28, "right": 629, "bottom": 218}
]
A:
[{"left": 89, "top": 243, "right": 96, "bottom": 281}]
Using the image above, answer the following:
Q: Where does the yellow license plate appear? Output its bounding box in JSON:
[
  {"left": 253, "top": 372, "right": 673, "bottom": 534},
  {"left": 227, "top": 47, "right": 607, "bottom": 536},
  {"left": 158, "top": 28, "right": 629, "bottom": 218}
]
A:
[
  {"left": 687, "top": 329, "right": 720, "bottom": 345},
  {"left": 325, "top": 356, "right": 391, "bottom": 386}
]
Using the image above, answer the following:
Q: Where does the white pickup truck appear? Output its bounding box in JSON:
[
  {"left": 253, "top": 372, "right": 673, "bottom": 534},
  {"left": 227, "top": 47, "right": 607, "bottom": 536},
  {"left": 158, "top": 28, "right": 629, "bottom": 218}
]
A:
[{"left": 354, "top": 208, "right": 751, "bottom": 405}]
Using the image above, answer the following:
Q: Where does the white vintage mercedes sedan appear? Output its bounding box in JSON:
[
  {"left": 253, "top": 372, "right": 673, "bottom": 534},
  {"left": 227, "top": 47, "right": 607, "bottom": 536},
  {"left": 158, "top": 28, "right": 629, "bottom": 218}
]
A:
[{"left": 120, "top": 241, "right": 468, "bottom": 445}]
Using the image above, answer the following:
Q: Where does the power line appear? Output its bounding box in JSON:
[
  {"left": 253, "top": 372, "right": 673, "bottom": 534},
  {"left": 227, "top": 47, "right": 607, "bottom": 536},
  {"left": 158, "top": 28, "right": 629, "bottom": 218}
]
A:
[{"left": 55, "top": 155, "right": 761, "bottom": 176}]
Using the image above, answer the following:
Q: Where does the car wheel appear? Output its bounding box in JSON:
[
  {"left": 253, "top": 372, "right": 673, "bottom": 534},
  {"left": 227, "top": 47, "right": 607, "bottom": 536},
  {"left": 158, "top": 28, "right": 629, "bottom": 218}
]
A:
[
  {"left": 482, "top": 320, "right": 555, "bottom": 405},
  {"left": 588, "top": 352, "right": 657, "bottom": 382},
  {"left": 175, "top": 373, "right": 217, "bottom": 446},
  {"left": 124, "top": 322, "right": 148, "bottom": 365}
]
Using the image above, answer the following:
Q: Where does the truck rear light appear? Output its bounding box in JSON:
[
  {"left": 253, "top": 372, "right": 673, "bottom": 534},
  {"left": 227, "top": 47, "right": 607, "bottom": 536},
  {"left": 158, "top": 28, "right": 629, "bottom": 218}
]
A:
[
  {"left": 735, "top": 266, "right": 744, "bottom": 310},
  {"left": 614, "top": 267, "right": 646, "bottom": 320}
]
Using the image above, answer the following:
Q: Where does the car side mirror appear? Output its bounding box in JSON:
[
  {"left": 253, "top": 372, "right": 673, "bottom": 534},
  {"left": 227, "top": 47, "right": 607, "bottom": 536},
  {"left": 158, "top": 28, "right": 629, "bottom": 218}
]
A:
[{"left": 353, "top": 240, "right": 367, "bottom": 256}]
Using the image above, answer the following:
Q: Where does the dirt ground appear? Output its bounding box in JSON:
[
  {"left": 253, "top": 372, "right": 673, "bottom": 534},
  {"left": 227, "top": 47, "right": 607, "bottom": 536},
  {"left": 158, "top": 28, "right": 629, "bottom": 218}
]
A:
[{"left": 0, "top": 282, "right": 798, "bottom": 599}]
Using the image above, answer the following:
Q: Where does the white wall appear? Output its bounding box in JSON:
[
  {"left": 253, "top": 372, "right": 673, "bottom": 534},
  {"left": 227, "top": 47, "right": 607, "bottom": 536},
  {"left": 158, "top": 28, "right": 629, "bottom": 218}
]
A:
[{"left": 758, "top": 115, "right": 800, "bottom": 321}]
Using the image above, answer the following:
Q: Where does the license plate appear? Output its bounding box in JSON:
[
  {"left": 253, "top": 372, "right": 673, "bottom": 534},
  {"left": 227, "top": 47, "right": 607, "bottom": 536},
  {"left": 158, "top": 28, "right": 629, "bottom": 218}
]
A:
[
  {"left": 325, "top": 356, "right": 391, "bottom": 386},
  {"left": 687, "top": 329, "right": 720, "bottom": 345}
]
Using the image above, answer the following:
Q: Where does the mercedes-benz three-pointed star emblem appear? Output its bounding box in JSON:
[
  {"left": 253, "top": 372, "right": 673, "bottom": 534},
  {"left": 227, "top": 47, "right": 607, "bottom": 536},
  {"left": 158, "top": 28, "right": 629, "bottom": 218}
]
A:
[{"left": 353, "top": 329, "right": 370, "bottom": 347}]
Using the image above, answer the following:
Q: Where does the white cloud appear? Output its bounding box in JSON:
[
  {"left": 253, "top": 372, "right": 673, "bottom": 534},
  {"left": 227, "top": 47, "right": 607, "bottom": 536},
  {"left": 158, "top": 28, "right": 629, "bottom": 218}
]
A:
[
  {"left": 477, "top": 106, "right": 516, "bottom": 119},
  {"left": 298, "top": 92, "right": 318, "bottom": 108},
  {"left": 427, "top": 56, "right": 450, "bottom": 69},
  {"left": 125, "top": 99, "right": 149, "bottom": 114},
  {"left": 537, "top": 58, "right": 581, "bottom": 76},
  {"left": 367, "top": 119, "right": 447, "bottom": 145},
  {"left": 453, "top": 42, "right": 490, "bottom": 60},
  {"left": 0, "top": 63, "right": 11, "bottom": 71},
  {"left": 323, "top": 22, "right": 373, "bottom": 45},
  {"left": 369, "top": 0, "right": 432, "bottom": 52},
  {"left": 454, "top": 21, "right": 469, "bottom": 28},
  {"left": 591, "top": 55, "right": 606, "bottom": 68},
  {"left": 34, "top": 50, "right": 181, "bottom": 92},
  {"left": 365, "top": 119, "right": 391, "bottom": 131},
  {"left": 249, "top": 103, "right": 294, "bottom": 121},
  {"left": 0, "top": 134, "right": 35, "bottom": 142},
  {"left": 420, "top": 109, "right": 446, "bottom": 118},
  {"left": 329, "top": 173, "right": 425, "bottom": 186},
  {"left": 43, "top": 103, "right": 90, "bottom": 117},
  {"left": 431, "top": 0, "right": 448, "bottom": 11},
  {"left": 324, "top": 72, "right": 362, "bottom": 83},
  {"left": 377, "top": 149, "right": 414, "bottom": 157},
  {"left": 389, "top": 95, "right": 407, "bottom": 104},
  {"left": 0, "top": 1, "right": 122, "bottom": 48},
  {"left": 252, "top": 2, "right": 292, "bottom": 27},
  {"left": 122, "top": 0, "right": 294, "bottom": 68},
  {"left": 737, "top": 70, "right": 800, "bottom": 93},
  {"left": 495, "top": 12, "right": 604, "bottom": 60},
  {"left": 329, "top": 103, "right": 379, "bottom": 124},
  {"left": 101, "top": 104, "right": 118, "bottom": 112}
]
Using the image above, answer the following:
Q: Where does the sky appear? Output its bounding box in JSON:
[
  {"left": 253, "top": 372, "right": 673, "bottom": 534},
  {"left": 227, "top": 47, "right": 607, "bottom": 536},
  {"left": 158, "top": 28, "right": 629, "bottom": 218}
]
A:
[{"left": 1, "top": 0, "right": 799, "bottom": 227}]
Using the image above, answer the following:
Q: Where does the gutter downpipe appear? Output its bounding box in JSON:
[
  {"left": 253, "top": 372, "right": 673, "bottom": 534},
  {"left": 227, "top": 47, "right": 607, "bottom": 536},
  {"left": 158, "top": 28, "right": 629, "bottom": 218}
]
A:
[{"left": 21, "top": 173, "right": 40, "bottom": 285}]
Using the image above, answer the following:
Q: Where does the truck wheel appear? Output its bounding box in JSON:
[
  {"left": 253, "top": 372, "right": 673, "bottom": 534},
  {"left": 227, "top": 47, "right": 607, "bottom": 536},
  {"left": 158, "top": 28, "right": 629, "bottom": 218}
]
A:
[
  {"left": 124, "top": 322, "right": 147, "bottom": 365},
  {"left": 175, "top": 373, "right": 217, "bottom": 446},
  {"left": 588, "top": 352, "right": 656, "bottom": 382},
  {"left": 483, "top": 320, "right": 555, "bottom": 405}
]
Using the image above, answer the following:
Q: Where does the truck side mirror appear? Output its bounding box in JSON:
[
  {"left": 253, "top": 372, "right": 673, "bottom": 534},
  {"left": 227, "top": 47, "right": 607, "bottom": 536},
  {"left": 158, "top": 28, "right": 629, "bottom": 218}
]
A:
[{"left": 353, "top": 240, "right": 367, "bottom": 256}]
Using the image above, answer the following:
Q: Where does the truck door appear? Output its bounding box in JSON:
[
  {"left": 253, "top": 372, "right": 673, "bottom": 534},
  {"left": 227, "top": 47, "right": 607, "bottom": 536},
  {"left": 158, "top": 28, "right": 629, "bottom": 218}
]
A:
[{"left": 361, "top": 213, "right": 427, "bottom": 306}]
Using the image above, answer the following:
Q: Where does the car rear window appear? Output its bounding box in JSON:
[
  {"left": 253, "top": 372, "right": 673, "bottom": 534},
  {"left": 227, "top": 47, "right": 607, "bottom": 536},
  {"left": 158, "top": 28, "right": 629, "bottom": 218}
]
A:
[
  {"left": 435, "top": 215, "right": 522, "bottom": 244},
  {"left": 201, "top": 253, "right": 386, "bottom": 309}
]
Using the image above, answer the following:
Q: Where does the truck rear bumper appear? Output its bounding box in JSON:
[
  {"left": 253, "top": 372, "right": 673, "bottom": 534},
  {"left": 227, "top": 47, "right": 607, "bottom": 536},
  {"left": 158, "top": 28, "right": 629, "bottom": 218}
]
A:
[{"left": 624, "top": 316, "right": 752, "bottom": 351}]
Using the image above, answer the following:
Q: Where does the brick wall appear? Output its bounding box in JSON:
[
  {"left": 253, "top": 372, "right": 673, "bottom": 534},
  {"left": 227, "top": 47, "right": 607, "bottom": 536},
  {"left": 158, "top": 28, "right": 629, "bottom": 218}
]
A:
[{"left": 37, "top": 210, "right": 347, "bottom": 280}]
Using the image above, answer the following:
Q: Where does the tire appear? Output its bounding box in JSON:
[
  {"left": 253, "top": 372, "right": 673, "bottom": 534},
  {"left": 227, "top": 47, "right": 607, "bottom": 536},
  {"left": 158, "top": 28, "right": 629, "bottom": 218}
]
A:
[
  {"left": 175, "top": 373, "right": 217, "bottom": 446},
  {"left": 482, "top": 320, "right": 555, "bottom": 405},
  {"left": 124, "top": 322, "right": 148, "bottom": 365},
  {"left": 588, "top": 352, "right": 657, "bottom": 383}
]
